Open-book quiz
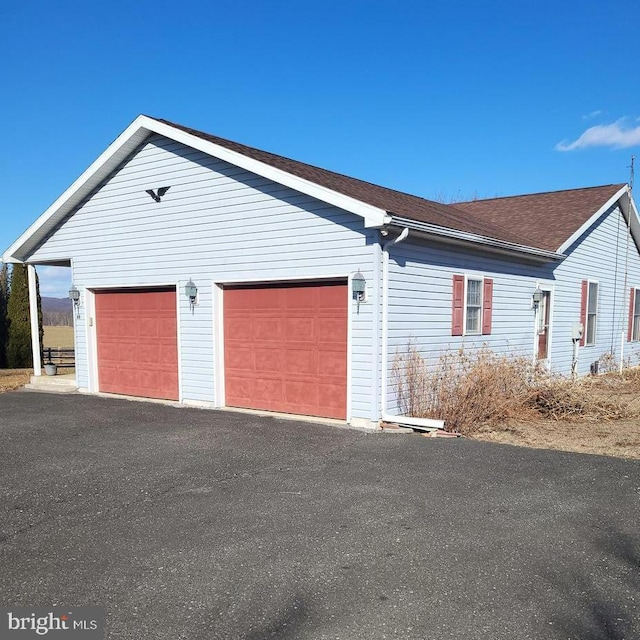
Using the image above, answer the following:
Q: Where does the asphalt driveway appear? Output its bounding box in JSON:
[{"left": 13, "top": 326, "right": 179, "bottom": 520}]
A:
[{"left": 1, "top": 392, "right": 639, "bottom": 640}]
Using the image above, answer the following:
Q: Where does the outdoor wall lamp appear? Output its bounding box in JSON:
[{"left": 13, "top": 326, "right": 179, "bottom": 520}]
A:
[
  {"left": 352, "top": 270, "right": 366, "bottom": 313},
  {"left": 185, "top": 278, "right": 198, "bottom": 313},
  {"left": 532, "top": 286, "right": 544, "bottom": 308},
  {"left": 68, "top": 285, "right": 81, "bottom": 318}
]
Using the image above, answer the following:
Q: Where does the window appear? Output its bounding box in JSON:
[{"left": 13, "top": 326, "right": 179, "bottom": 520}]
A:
[
  {"left": 466, "top": 278, "right": 483, "bottom": 334},
  {"left": 585, "top": 281, "right": 598, "bottom": 346},
  {"left": 452, "top": 275, "right": 493, "bottom": 337},
  {"left": 632, "top": 289, "right": 640, "bottom": 342}
]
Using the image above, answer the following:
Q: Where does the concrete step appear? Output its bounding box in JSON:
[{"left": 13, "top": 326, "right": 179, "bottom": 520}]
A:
[{"left": 25, "top": 375, "right": 78, "bottom": 394}]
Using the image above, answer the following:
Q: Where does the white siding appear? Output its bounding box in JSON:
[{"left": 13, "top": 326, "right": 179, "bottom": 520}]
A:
[
  {"left": 385, "top": 239, "right": 551, "bottom": 414},
  {"left": 551, "top": 205, "right": 640, "bottom": 375},
  {"left": 28, "top": 135, "right": 378, "bottom": 420}
]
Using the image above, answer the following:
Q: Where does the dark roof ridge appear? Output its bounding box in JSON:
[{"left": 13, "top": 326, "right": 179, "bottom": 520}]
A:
[
  {"left": 456, "top": 183, "right": 627, "bottom": 205},
  {"left": 148, "top": 116, "right": 540, "bottom": 248}
]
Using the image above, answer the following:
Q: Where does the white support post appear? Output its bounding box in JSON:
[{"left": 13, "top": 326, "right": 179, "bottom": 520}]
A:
[{"left": 27, "top": 264, "right": 42, "bottom": 376}]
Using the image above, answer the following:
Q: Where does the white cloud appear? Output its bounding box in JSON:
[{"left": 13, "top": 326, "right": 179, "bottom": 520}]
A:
[
  {"left": 556, "top": 118, "right": 640, "bottom": 151},
  {"left": 582, "top": 110, "right": 602, "bottom": 120},
  {"left": 36, "top": 266, "right": 72, "bottom": 298}
]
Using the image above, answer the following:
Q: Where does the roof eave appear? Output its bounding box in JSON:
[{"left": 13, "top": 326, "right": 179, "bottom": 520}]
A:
[
  {"left": 556, "top": 185, "right": 629, "bottom": 253},
  {"left": 3, "top": 115, "right": 390, "bottom": 263},
  {"left": 389, "top": 216, "right": 565, "bottom": 263}
]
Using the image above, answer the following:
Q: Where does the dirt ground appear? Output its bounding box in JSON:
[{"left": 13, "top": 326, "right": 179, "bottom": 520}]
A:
[
  {"left": 0, "top": 369, "right": 31, "bottom": 392},
  {"left": 472, "top": 374, "right": 640, "bottom": 460}
]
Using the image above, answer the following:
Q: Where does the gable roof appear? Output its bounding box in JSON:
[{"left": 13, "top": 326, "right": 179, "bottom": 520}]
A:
[
  {"left": 3, "top": 115, "right": 635, "bottom": 264},
  {"left": 455, "top": 184, "right": 628, "bottom": 253},
  {"left": 154, "top": 118, "right": 534, "bottom": 247}
]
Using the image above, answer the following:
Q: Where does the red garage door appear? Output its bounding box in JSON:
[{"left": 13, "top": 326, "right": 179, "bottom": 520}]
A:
[
  {"left": 95, "top": 288, "right": 179, "bottom": 400},
  {"left": 224, "top": 281, "right": 348, "bottom": 419}
]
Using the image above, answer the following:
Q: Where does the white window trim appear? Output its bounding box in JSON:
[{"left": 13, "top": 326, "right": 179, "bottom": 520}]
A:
[
  {"left": 532, "top": 282, "right": 554, "bottom": 365},
  {"left": 585, "top": 280, "right": 599, "bottom": 347},
  {"left": 632, "top": 287, "right": 640, "bottom": 342},
  {"left": 463, "top": 274, "right": 484, "bottom": 336}
]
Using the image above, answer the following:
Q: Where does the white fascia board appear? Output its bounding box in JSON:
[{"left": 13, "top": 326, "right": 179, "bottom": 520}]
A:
[
  {"left": 617, "top": 186, "right": 640, "bottom": 253},
  {"left": 141, "top": 117, "right": 389, "bottom": 228},
  {"left": 2, "top": 115, "right": 389, "bottom": 263},
  {"left": 390, "top": 216, "right": 565, "bottom": 262},
  {"left": 557, "top": 186, "right": 628, "bottom": 254},
  {"left": 2, "top": 116, "right": 152, "bottom": 263}
]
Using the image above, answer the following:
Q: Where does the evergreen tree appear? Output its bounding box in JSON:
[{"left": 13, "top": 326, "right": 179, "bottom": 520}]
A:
[
  {"left": 6, "top": 264, "right": 43, "bottom": 368},
  {"left": 0, "top": 263, "right": 8, "bottom": 368}
]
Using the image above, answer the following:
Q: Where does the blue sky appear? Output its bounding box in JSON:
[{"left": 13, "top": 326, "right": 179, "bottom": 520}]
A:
[{"left": 2, "top": 0, "right": 639, "bottom": 296}]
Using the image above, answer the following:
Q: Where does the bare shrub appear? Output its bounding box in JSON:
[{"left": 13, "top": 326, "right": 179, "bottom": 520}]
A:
[
  {"left": 526, "top": 379, "right": 628, "bottom": 421},
  {"left": 392, "top": 344, "right": 541, "bottom": 434},
  {"left": 620, "top": 365, "right": 640, "bottom": 389},
  {"left": 391, "top": 343, "right": 631, "bottom": 434},
  {"left": 597, "top": 351, "right": 618, "bottom": 374},
  {"left": 391, "top": 341, "right": 430, "bottom": 417}
]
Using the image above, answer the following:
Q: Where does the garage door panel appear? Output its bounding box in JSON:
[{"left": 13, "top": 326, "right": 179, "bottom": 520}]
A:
[
  {"left": 252, "top": 288, "right": 282, "bottom": 310},
  {"left": 96, "top": 289, "right": 178, "bottom": 401},
  {"left": 318, "top": 384, "right": 347, "bottom": 417},
  {"left": 224, "top": 281, "right": 347, "bottom": 419},
  {"left": 285, "top": 349, "right": 316, "bottom": 374},
  {"left": 284, "top": 379, "right": 318, "bottom": 408},
  {"left": 254, "top": 317, "right": 282, "bottom": 340},
  {"left": 139, "top": 318, "right": 159, "bottom": 337},
  {"left": 226, "top": 346, "right": 254, "bottom": 371},
  {"left": 285, "top": 317, "right": 315, "bottom": 341},
  {"left": 319, "top": 351, "right": 347, "bottom": 377},
  {"left": 225, "top": 375, "right": 253, "bottom": 403},
  {"left": 116, "top": 295, "right": 137, "bottom": 311},
  {"left": 285, "top": 286, "right": 316, "bottom": 309},
  {"left": 138, "top": 344, "right": 160, "bottom": 365},
  {"left": 319, "top": 285, "right": 348, "bottom": 308},
  {"left": 159, "top": 345, "right": 178, "bottom": 366},
  {"left": 318, "top": 318, "right": 347, "bottom": 343},
  {"left": 158, "top": 321, "right": 177, "bottom": 339},
  {"left": 255, "top": 348, "right": 283, "bottom": 372},
  {"left": 252, "top": 377, "right": 284, "bottom": 405},
  {"left": 116, "top": 343, "right": 137, "bottom": 364},
  {"left": 225, "top": 318, "right": 253, "bottom": 340}
]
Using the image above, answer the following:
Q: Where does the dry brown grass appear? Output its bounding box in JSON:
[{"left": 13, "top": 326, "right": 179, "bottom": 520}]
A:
[
  {"left": 475, "top": 419, "right": 640, "bottom": 460},
  {"left": 527, "top": 378, "right": 629, "bottom": 421},
  {"left": 43, "top": 325, "right": 74, "bottom": 348},
  {"left": 392, "top": 344, "right": 542, "bottom": 434},
  {"left": 0, "top": 369, "right": 31, "bottom": 392},
  {"left": 392, "top": 344, "right": 640, "bottom": 458}
]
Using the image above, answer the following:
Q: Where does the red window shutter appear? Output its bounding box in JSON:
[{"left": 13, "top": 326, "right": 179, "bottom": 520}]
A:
[
  {"left": 482, "top": 278, "right": 493, "bottom": 335},
  {"left": 628, "top": 288, "right": 636, "bottom": 342},
  {"left": 579, "top": 280, "right": 588, "bottom": 347},
  {"left": 452, "top": 275, "right": 464, "bottom": 336}
]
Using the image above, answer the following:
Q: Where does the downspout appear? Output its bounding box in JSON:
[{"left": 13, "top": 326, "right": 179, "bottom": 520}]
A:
[{"left": 379, "top": 227, "right": 444, "bottom": 430}]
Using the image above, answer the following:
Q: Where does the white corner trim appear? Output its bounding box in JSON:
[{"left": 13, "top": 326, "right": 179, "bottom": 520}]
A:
[{"left": 557, "top": 186, "right": 628, "bottom": 254}]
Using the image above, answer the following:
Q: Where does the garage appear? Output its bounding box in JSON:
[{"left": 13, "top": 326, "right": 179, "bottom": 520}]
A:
[
  {"left": 224, "top": 281, "right": 348, "bottom": 419},
  {"left": 95, "top": 288, "right": 179, "bottom": 401}
]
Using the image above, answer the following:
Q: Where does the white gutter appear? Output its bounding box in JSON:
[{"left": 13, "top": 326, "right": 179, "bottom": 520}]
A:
[
  {"left": 390, "top": 216, "right": 565, "bottom": 262},
  {"left": 379, "top": 228, "right": 445, "bottom": 430}
]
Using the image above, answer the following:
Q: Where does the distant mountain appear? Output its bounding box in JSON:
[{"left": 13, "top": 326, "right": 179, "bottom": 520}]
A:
[
  {"left": 41, "top": 297, "right": 73, "bottom": 326},
  {"left": 42, "top": 297, "right": 72, "bottom": 313}
]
